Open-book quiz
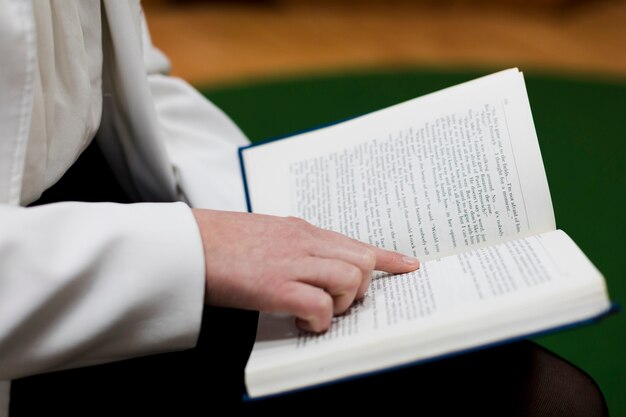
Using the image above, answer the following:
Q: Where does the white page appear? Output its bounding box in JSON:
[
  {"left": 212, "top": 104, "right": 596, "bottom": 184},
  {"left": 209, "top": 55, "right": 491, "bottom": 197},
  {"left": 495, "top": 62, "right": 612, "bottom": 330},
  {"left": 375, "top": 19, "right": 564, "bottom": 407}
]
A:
[
  {"left": 245, "top": 230, "right": 610, "bottom": 398},
  {"left": 242, "top": 68, "right": 555, "bottom": 260}
]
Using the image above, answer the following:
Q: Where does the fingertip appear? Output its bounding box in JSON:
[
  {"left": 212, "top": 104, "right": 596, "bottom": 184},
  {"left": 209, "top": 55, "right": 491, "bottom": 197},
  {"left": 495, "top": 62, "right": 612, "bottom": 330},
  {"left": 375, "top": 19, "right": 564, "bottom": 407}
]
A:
[
  {"left": 401, "top": 255, "right": 420, "bottom": 270},
  {"left": 301, "top": 290, "right": 334, "bottom": 332},
  {"left": 277, "top": 281, "right": 334, "bottom": 332},
  {"left": 296, "top": 316, "right": 331, "bottom": 333},
  {"left": 376, "top": 251, "right": 420, "bottom": 273}
]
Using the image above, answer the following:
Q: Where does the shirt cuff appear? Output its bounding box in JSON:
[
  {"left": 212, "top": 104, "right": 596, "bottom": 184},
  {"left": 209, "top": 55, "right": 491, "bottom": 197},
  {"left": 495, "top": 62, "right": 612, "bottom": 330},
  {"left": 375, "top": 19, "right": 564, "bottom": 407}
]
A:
[
  {"left": 79, "top": 201, "right": 207, "bottom": 366},
  {"left": 0, "top": 201, "right": 206, "bottom": 377}
]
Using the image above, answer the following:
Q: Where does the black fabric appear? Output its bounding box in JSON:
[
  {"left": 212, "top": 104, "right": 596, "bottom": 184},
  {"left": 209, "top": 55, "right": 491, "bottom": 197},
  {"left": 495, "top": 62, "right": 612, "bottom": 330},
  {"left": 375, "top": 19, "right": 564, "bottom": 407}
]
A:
[
  {"left": 28, "top": 139, "right": 134, "bottom": 206},
  {"left": 244, "top": 340, "right": 610, "bottom": 417},
  {"left": 10, "top": 140, "right": 609, "bottom": 417}
]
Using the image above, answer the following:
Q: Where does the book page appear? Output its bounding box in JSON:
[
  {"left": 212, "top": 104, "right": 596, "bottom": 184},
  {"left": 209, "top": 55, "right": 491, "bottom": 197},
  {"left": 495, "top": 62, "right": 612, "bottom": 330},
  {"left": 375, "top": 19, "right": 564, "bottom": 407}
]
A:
[
  {"left": 242, "top": 69, "right": 555, "bottom": 260},
  {"left": 245, "top": 230, "right": 610, "bottom": 398}
]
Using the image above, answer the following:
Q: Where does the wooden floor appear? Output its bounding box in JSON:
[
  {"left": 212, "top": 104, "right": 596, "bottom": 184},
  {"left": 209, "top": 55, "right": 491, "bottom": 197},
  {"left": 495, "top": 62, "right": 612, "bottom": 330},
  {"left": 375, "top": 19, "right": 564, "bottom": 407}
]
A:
[{"left": 143, "top": 0, "right": 626, "bottom": 86}]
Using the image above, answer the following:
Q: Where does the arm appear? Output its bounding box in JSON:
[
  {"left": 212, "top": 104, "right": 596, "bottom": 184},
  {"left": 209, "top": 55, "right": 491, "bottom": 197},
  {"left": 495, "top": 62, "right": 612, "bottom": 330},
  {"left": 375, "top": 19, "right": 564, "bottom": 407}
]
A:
[
  {"left": 140, "top": 11, "right": 249, "bottom": 212},
  {"left": 0, "top": 202, "right": 205, "bottom": 380},
  {"left": 137, "top": 14, "right": 420, "bottom": 332}
]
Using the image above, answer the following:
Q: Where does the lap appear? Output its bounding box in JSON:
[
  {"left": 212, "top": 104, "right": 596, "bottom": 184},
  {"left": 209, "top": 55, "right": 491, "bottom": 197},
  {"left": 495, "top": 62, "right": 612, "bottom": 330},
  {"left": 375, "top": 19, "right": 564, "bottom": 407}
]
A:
[
  {"left": 11, "top": 141, "right": 608, "bottom": 417},
  {"left": 12, "top": 306, "right": 608, "bottom": 417},
  {"left": 244, "top": 336, "right": 607, "bottom": 417}
]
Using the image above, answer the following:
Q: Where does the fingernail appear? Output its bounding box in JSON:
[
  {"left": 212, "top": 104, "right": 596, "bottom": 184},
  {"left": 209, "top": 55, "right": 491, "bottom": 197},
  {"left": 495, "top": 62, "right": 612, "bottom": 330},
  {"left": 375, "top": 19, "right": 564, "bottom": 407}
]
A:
[{"left": 402, "top": 256, "right": 420, "bottom": 266}]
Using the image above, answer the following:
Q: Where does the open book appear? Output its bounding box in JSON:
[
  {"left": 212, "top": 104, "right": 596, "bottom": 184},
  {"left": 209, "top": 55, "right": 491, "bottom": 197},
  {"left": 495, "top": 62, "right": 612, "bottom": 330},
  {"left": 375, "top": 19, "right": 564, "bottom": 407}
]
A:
[{"left": 238, "top": 68, "right": 614, "bottom": 399}]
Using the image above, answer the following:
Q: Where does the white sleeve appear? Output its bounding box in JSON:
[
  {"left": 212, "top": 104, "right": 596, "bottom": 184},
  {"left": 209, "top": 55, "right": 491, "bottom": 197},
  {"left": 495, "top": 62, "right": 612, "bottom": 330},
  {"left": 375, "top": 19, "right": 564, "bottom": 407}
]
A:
[
  {"left": 0, "top": 201, "right": 205, "bottom": 380},
  {"left": 139, "top": 11, "right": 251, "bottom": 212}
]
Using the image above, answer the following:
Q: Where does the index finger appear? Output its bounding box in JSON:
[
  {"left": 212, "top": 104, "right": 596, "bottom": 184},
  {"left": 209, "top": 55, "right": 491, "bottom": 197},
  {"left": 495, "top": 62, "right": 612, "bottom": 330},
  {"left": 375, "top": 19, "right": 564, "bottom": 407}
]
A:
[
  {"left": 316, "top": 228, "right": 420, "bottom": 274},
  {"left": 366, "top": 243, "right": 420, "bottom": 273}
]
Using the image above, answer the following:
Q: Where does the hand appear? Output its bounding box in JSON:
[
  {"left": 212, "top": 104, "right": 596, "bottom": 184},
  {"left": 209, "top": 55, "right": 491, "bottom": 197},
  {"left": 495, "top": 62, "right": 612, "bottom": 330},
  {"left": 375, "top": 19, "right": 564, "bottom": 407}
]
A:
[{"left": 192, "top": 210, "right": 420, "bottom": 332}]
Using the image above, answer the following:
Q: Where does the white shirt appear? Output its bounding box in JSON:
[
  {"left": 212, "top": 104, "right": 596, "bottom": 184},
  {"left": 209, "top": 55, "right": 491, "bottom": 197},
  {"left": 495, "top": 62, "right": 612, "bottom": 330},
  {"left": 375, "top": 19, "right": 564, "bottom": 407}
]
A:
[
  {"left": 22, "top": 1, "right": 103, "bottom": 205},
  {"left": 0, "top": 1, "right": 250, "bottom": 415}
]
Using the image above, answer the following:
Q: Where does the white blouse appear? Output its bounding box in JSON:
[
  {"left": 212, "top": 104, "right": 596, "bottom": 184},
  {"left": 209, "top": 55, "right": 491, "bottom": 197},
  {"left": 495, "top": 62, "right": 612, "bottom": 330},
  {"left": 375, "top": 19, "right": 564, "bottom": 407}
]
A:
[
  {"left": 0, "top": 1, "right": 250, "bottom": 416},
  {"left": 21, "top": 1, "right": 104, "bottom": 205}
]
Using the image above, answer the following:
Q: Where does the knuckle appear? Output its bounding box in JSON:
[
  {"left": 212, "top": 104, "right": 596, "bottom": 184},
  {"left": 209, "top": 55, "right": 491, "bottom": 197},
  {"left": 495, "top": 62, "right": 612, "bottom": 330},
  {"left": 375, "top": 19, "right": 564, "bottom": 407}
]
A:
[
  {"left": 309, "top": 293, "right": 333, "bottom": 318},
  {"left": 357, "top": 273, "right": 372, "bottom": 298},
  {"left": 344, "top": 264, "right": 363, "bottom": 288},
  {"left": 333, "top": 295, "right": 353, "bottom": 314},
  {"left": 360, "top": 248, "right": 377, "bottom": 270},
  {"left": 283, "top": 216, "right": 314, "bottom": 242},
  {"left": 286, "top": 216, "right": 309, "bottom": 227}
]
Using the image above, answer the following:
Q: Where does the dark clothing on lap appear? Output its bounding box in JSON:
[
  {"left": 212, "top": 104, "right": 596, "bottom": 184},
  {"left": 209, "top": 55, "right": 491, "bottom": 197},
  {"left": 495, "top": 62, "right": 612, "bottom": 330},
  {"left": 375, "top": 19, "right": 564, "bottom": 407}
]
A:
[{"left": 10, "top": 140, "right": 609, "bottom": 417}]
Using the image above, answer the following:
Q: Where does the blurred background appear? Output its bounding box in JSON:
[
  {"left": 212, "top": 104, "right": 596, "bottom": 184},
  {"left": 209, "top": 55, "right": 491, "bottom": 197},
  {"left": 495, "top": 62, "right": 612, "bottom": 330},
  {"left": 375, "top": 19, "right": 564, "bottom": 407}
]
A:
[
  {"left": 143, "top": 0, "right": 625, "bottom": 415},
  {"left": 143, "top": 0, "right": 626, "bottom": 86}
]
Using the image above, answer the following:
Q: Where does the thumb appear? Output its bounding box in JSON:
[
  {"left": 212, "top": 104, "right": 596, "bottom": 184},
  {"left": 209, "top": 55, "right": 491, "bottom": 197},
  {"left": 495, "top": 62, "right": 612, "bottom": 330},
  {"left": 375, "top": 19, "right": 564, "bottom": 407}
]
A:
[{"left": 369, "top": 245, "right": 420, "bottom": 273}]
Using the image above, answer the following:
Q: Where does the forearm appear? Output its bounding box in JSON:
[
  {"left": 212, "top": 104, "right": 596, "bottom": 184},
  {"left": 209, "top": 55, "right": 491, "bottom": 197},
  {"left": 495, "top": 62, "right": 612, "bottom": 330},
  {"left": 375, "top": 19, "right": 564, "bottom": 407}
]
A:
[{"left": 0, "top": 202, "right": 204, "bottom": 380}]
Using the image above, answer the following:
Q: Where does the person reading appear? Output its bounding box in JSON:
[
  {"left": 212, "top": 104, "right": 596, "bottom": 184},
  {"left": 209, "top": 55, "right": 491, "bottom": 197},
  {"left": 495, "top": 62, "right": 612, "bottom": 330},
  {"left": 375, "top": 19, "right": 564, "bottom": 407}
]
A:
[{"left": 0, "top": 2, "right": 609, "bottom": 417}]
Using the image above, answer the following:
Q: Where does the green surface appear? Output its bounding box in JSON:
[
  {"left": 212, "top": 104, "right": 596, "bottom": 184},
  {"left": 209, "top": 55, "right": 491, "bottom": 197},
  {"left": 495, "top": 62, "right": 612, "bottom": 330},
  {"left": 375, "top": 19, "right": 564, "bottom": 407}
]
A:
[{"left": 199, "top": 67, "right": 626, "bottom": 416}]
